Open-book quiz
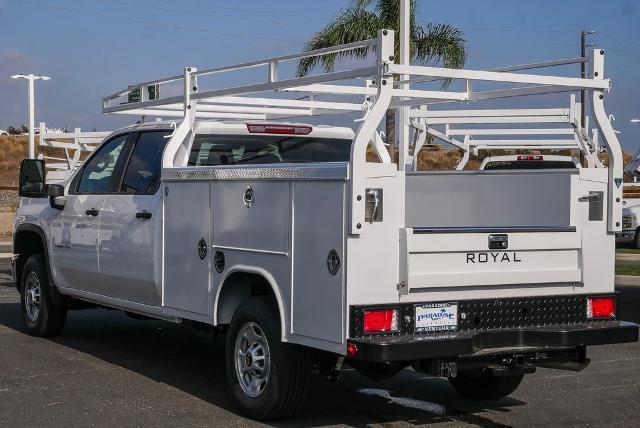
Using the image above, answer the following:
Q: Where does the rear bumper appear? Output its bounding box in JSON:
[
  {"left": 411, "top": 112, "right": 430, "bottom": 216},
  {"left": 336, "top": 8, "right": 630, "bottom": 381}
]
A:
[{"left": 348, "top": 321, "right": 639, "bottom": 362}]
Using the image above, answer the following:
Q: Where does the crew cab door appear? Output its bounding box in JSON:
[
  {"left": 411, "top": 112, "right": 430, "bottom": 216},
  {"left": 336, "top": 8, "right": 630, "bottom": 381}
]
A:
[
  {"left": 98, "top": 131, "right": 170, "bottom": 305},
  {"left": 50, "top": 133, "right": 130, "bottom": 294}
]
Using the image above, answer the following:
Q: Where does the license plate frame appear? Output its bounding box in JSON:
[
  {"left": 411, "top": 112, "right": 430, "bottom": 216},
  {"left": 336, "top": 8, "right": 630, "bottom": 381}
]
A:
[{"left": 414, "top": 302, "right": 458, "bottom": 333}]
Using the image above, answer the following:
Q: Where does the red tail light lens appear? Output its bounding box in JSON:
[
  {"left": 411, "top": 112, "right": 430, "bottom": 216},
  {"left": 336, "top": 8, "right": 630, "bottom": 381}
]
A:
[
  {"left": 363, "top": 309, "right": 399, "bottom": 333},
  {"left": 587, "top": 297, "right": 615, "bottom": 319},
  {"left": 246, "top": 123, "right": 312, "bottom": 135},
  {"left": 347, "top": 342, "right": 358, "bottom": 357},
  {"left": 517, "top": 155, "right": 543, "bottom": 161}
]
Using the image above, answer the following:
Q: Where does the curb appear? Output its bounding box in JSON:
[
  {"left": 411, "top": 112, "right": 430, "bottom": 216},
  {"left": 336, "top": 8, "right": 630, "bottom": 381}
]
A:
[
  {"left": 616, "top": 253, "right": 640, "bottom": 261},
  {"left": 615, "top": 275, "right": 640, "bottom": 287}
]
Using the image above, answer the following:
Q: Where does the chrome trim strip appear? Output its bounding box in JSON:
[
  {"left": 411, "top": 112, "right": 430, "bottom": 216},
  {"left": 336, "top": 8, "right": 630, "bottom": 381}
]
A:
[
  {"left": 213, "top": 245, "right": 288, "bottom": 256},
  {"left": 162, "top": 162, "right": 349, "bottom": 181},
  {"left": 413, "top": 226, "right": 577, "bottom": 234}
]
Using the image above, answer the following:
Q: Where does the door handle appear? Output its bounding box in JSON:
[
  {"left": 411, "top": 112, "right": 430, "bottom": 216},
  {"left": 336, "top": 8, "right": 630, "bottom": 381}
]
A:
[
  {"left": 579, "top": 193, "right": 601, "bottom": 202},
  {"left": 136, "top": 211, "right": 152, "bottom": 220},
  {"left": 85, "top": 208, "right": 99, "bottom": 216}
]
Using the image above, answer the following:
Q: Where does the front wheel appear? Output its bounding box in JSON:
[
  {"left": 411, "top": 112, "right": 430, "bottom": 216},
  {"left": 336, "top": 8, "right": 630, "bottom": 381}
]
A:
[
  {"left": 225, "top": 296, "right": 310, "bottom": 421},
  {"left": 449, "top": 369, "right": 524, "bottom": 400},
  {"left": 20, "top": 254, "right": 67, "bottom": 337}
]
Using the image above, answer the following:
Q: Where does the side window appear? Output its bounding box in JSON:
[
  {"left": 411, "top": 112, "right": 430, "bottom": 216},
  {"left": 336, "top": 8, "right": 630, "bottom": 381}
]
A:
[
  {"left": 77, "top": 134, "right": 128, "bottom": 193},
  {"left": 121, "top": 131, "right": 170, "bottom": 194}
]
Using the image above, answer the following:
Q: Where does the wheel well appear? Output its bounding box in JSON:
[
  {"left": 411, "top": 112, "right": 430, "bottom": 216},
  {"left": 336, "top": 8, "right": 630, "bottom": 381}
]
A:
[
  {"left": 13, "top": 229, "right": 45, "bottom": 289},
  {"left": 216, "top": 272, "right": 278, "bottom": 326}
]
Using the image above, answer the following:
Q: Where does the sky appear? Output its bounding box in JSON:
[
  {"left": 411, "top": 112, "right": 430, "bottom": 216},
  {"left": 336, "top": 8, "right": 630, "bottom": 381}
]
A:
[{"left": 0, "top": 0, "right": 639, "bottom": 149}]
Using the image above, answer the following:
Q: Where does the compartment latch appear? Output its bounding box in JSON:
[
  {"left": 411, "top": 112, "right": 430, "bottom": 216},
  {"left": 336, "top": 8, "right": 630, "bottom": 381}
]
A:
[
  {"left": 488, "top": 234, "right": 508, "bottom": 250},
  {"left": 579, "top": 191, "right": 603, "bottom": 221}
]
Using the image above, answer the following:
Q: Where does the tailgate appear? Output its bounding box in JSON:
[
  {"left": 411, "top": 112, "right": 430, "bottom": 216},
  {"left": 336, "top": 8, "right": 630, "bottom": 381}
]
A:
[
  {"left": 399, "top": 228, "right": 581, "bottom": 290},
  {"left": 400, "top": 169, "right": 606, "bottom": 292}
]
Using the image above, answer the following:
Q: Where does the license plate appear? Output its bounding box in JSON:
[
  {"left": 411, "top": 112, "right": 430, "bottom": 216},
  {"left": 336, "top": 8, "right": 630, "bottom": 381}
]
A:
[{"left": 415, "top": 303, "right": 458, "bottom": 332}]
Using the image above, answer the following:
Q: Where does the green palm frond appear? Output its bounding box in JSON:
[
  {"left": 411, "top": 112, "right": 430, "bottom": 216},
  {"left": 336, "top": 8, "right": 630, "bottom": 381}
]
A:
[
  {"left": 373, "top": 0, "right": 419, "bottom": 33},
  {"left": 413, "top": 23, "right": 466, "bottom": 69},
  {"left": 297, "top": 0, "right": 466, "bottom": 77},
  {"left": 296, "top": 7, "right": 383, "bottom": 77}
]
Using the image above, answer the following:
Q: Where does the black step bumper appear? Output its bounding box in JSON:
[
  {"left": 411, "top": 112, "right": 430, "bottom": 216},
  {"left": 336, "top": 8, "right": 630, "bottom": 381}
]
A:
[{"left": 348, "top": 321, "right": 639, "bottom": 362}]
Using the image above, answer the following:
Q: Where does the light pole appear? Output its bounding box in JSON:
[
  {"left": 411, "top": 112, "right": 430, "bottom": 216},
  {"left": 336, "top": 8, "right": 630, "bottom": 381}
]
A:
[
  {"left": 398, "top": 0, "right": 410, "bottom": 169},
  {"left": 580, "top": 31, "right": 596, "bottom": 125},
  {"left": 10, "top": 73, "right": 51, "bottom": 159}
]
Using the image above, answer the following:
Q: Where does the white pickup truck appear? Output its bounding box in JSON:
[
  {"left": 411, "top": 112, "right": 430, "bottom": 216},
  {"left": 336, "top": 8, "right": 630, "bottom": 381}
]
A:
[
  {"left": 617, "top": 196, "right": 640, "bottom": 247},
  {"left": 12, "top": 30, "right": 638, "bottom": 420}
]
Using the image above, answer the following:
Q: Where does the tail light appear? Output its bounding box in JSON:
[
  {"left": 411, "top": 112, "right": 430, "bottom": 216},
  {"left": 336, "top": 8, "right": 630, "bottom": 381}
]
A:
[
  {"left": 347, "top": 342, "right": 358, "bottom": 357},
  {"left": 246, "top": 123, "right": 312, "bottom": 135},
  {"left": 363, "top": 309, "right": 399, "bottom": 333},
  {"left": 517, "top": 155, "right": 543, "bottom": 161},
  {"left": 587, "top": 296, "right": 616, "bottom": 319}
]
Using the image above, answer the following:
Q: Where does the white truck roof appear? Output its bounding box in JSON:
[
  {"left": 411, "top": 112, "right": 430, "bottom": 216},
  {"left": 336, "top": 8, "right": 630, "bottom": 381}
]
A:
[{"left": 112, "top": 120, "right": 354, "bottom": 140}]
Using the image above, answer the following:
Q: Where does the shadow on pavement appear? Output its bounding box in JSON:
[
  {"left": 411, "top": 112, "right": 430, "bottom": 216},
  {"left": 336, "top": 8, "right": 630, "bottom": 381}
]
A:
[
  {"left": 617, "top": 285, "right": 640, "bottom": 324},
  {"left": 0, "top": 295, "right": 526, "bottom": 427}
]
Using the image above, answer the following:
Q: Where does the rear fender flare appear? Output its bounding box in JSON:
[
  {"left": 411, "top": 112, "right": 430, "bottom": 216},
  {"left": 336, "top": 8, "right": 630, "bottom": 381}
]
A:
[{"left": 213, "top": 265, "right": 287, "bottom": 342}]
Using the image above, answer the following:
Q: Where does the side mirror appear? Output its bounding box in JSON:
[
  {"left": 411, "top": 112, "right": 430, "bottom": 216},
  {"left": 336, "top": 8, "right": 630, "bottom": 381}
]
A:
[
  {"left": 48, "top": 184, "right": 67, "bottom": 210},
  {"left": 19, "top": 159, "right": 47, "bottom": 198}
]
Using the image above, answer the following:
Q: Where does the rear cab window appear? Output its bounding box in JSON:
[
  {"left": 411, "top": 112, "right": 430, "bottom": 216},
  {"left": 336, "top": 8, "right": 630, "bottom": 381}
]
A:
[
  {"left": 121, "top": 131, "right": 171, "bottom": 194},
  {"left": 188, "top": 134, "right": 352, "bottom": 166}
]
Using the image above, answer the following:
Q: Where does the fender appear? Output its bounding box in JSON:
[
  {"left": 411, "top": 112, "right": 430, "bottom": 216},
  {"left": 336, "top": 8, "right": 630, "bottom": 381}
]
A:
[
  {"left": 13, "top": 223, "right": 65, "bottom": 307},
  {"left": 213, "top": 265, "right": 287, "bottom": 342}
]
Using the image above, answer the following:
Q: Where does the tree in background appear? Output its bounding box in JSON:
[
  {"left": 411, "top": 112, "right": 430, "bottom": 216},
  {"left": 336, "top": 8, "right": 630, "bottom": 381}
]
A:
[
  {"left": 297, "top": 0, "right": 466, "bottom": 145},
  {"left": 6, "top": 125, "right": 28, "bottom": 135}
]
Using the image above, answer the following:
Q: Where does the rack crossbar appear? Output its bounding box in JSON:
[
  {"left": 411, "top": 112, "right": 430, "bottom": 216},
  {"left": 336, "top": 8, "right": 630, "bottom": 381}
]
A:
[
  {"left": 448, "top": 128, "right": 575, "bottom": 136},
  {"left": 390, "top": 64, "right": 609, "bottom": 89}
]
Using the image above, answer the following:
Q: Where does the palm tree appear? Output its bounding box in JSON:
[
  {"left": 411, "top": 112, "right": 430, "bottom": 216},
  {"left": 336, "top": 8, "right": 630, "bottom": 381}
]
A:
[{"left": 297, "top": 0, "right": 466, "bottom": 146}]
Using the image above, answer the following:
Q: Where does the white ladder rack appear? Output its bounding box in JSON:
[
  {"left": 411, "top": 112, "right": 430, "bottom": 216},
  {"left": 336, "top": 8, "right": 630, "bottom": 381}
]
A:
[{"left": 101, "top": 29, "right": 623, "bottom": 234}]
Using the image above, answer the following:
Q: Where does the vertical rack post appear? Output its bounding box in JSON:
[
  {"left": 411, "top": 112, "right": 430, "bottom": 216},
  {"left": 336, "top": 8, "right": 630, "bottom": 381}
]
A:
[
  {"left": 398, "top": 0, "right": 411, "bottom": 170},
  {"left": 349, "top": 29, "right": 394, "bottom": 235},
  {"left": 589, "top": 48, "right": 623, "bottom": 232}
]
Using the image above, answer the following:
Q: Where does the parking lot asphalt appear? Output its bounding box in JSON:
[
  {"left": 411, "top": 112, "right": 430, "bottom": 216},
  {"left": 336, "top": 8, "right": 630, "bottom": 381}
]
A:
[{"left": 1, "top": 250, "right": 639, "bottom": 427}]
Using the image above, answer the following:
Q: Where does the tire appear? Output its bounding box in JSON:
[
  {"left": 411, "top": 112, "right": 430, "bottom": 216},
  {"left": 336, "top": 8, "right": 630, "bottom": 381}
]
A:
[
  {"left": 448, "top": 369, "right": 524, "bottom": 400},
  {"left": 20, "top": 253, "right": 67, "bottom": 337},
  {"left": 634, "top": 229, "right": 640, "bottom": 249},
  {"left": 225, "top": 296, "right": 310, "bottom": 421}
]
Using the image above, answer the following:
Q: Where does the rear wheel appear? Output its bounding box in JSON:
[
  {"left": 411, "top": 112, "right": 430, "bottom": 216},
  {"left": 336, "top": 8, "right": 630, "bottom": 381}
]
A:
[
  {"left": 634, "top": 229, "right": 640, "bottom": 249},
  {"left": 20, "top": 254, "right": 67, "bottom": 337},
  {"left": 225, "top": 296, "right": 310, "bottom": 421},
  {"left": 449, "top": 369, "right": 524, "bottom": 400}
]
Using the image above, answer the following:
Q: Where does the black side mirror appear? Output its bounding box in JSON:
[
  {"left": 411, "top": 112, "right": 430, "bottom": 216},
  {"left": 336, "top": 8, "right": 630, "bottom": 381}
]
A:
[
  {"left": 48, "top": 184, "right": 67, "bottom": 210},
  {"left": 19, "top": 159, "right": 47, "bottom": 198}
]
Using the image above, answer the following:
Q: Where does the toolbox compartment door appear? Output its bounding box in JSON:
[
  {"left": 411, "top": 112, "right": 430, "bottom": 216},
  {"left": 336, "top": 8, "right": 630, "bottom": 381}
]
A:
[{"left": 400, "top": 228, "right": 581, "bottom": 290}]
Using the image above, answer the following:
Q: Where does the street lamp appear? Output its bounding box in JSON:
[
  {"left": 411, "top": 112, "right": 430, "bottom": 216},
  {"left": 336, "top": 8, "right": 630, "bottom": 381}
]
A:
[{"left": 10, "top": 74, "right": 51, "bottom": 159}]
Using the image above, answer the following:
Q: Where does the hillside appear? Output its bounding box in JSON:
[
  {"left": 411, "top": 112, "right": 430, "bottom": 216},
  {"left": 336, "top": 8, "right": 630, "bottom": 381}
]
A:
[
  {"left": 0, "top": 135, "right": 27, "bottom": 187},
  {"left": 0, "top": 135, "right": 66, "bottom": 187}
]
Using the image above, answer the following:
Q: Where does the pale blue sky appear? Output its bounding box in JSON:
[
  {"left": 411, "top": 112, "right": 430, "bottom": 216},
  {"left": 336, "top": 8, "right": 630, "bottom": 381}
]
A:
[{"left": 1, "top": 0, "right": 639, "bottom": 149}]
